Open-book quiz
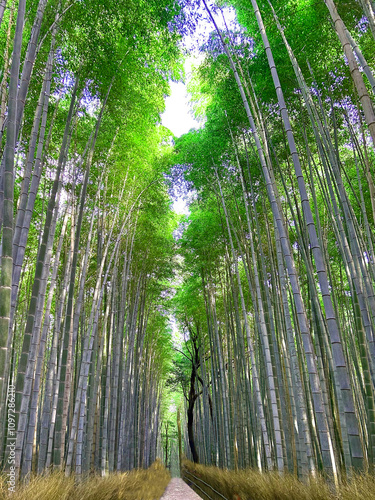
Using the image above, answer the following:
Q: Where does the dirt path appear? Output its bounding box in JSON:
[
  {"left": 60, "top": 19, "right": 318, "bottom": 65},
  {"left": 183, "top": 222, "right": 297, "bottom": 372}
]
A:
[{"left": 160, "top": 478, "right": 202, "bottom": 499}]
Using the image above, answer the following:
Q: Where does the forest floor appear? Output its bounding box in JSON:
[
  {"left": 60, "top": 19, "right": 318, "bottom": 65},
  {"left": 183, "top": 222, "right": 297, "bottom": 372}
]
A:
[{"left": 160, "top": 478, "right": 202, "bottom": 500}]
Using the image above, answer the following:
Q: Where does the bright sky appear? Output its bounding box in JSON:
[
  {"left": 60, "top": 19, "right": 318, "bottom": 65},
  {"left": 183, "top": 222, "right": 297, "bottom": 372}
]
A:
[
  {"left": 162, "top": 57, "right": 203, "bottom": 215},
  {"left": 161, "top": 5, "right": 238, "bottom": 214},
  {"left": 161, "top": 5, "right": 237, "bottom": 138},
  {"left": 161, "top": 80, "right": 200, "bottom": 138}
]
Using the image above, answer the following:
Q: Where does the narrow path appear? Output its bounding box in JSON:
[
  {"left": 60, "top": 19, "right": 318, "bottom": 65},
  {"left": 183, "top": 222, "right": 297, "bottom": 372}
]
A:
[{"left": 160, "top": 478, "right": 202, "bottom": 499}]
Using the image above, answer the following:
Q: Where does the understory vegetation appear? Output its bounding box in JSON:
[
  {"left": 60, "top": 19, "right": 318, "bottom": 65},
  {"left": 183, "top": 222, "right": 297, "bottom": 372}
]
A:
[
  {"left": 0, "top": 461, "right": 170, "bottom": 499},
  {"left": 182, "top": 460, "right": 375, "bottom": 500}
]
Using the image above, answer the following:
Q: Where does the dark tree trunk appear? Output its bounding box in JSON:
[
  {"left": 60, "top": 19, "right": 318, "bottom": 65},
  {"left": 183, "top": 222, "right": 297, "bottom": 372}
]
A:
[
  {"left": 177, "top": 407, "right": 182, "bottom": 469},
  {"left": 187, "top": 338, "right": 200, "bottom": 463},
  {"left": 165, "top": 422, "right": 169, "bottom": 468},
  {"left": 187, "top": 397, "right": 199, "bottom": 463}
]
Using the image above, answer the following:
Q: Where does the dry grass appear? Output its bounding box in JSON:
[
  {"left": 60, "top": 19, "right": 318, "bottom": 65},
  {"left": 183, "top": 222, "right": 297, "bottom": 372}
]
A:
[
  {"left": 0, "top": 460, "right": 170, "bottom": 500},
  {"left": 182, "top": 459, "right": 375, "bottom": 500}
]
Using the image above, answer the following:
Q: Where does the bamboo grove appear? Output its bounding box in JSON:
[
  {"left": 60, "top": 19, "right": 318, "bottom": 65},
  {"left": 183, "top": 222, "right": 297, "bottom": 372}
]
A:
[
  {"left": 171, "top": 0, "right": 375, "bottom": 484},
  {"left": 0, "top": 0, "right": 187, "bottom": 480},
  {"left": 2, "top": 0, "right": 375, "bottom": 488}
]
